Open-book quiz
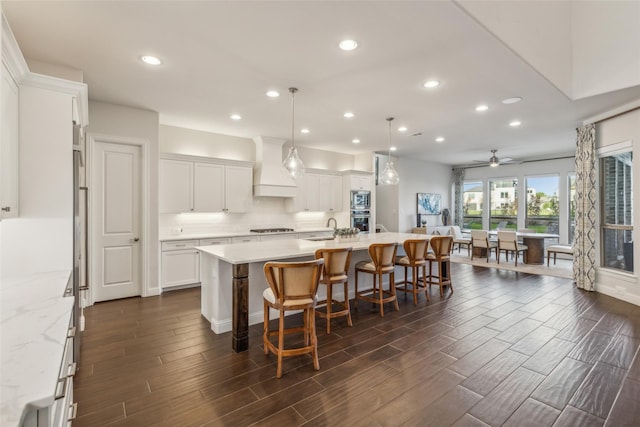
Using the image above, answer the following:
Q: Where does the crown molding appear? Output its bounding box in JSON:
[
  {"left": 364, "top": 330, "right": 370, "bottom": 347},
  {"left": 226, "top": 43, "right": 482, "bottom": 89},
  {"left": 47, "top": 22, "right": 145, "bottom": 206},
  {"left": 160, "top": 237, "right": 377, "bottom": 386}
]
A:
[{"left": 2, "top": 13, "right": 29, "bottom": 82}]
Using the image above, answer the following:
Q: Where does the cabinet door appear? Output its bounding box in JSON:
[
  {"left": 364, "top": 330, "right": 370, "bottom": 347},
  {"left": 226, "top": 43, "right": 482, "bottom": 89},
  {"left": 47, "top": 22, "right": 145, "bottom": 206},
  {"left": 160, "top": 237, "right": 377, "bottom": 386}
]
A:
[
  {"left": 1, "top": 62, "right": 19, "bottom": 219},
  {"left": 305, "top": 174, "right": 321, "bottom": 211},
  {"left": 317, "top": 175, "right": 332, "bottom": 212},
  {"left": 288, "top": 174, "right": 307, "bottom": 212},
  {"left": 159, "top": 159, "right": 193, "bottom": 213},
  {"left": 194, "top": 163, "right": 224, "bottom": 212},
  {"left": 351, "top": 175, "right": 372, "bottom": 191},
  {"left": 161, "top": 249, "right": 200, "bottom": 288},
  {"left": 224, "top": 165, "right": 252, "bottom": 212},
  {"left": 330, "top": 175, "right": 343, "bottom": 212}
]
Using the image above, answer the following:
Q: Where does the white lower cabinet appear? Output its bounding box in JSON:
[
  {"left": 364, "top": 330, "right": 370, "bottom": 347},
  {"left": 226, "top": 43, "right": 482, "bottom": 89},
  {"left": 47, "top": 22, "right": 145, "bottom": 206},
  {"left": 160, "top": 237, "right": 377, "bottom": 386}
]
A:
[
  {"left": 23, "top": 313, "right": 77, "bottom": 427},
  {"left": 161, "top": 238, "right": 232, "bottom": 290},
  {"left": 161, "top": 240, "right": 200, "bottom": 289}
]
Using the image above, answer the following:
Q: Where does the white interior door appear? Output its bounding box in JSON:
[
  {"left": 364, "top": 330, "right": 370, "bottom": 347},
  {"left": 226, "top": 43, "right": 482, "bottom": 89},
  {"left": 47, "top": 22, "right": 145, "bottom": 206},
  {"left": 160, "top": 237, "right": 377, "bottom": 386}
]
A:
[{"left": 92, "top": 141, "right": 141, "bottom": 302}]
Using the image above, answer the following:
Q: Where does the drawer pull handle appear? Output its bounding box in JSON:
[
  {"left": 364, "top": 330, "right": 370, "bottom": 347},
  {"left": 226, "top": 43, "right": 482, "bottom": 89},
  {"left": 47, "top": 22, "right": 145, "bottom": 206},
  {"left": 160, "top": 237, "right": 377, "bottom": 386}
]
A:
[
  {"left": 175, "top": 244, "right": 187, "bottom": 247},
  {"left": 1, "top": 206, "right": 11, "bottom": 212},
  {"left": 68, "top": 402, "right": 78, "bottom": 421},
  {"left": 67, "top": 362, "right": 77, "bottom": 377},
  {"left": 68, "top": 326, "right": 76, "bottom": 338},
  {"left": 55, "top": 377, "right": 68, "bottom": 400}
]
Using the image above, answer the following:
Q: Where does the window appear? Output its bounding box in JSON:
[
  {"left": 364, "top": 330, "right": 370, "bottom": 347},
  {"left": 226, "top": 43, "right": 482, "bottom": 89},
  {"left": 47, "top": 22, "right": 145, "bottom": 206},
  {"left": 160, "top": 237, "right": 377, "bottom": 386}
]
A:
[
  {"left": 601, "top": 151, "right": 633, "bottom": 272},
  {"left": 568, "top": 174, "right": 576, "bottom": 243},
  {"left": 489, "top": 179, "right": 517, "bottom": 230},
  {"left": 463, "top": 181, "right": 482, "bottom": 230},
  {"left": 525, "top": 175, "right": 559, "bottom": 233}
]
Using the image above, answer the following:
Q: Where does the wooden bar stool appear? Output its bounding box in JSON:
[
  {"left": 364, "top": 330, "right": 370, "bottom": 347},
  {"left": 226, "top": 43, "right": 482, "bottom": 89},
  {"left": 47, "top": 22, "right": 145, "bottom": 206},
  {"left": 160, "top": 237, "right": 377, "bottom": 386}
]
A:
[
  {"left": 425, "top": 236, "right": 454, "bottom": 297},
  {"left": 262, "top": 258, "right": 324, "bottom": 378},
  {"left": 354, "top": 242, "right": 399, "bottom": 317},
  {"left": 395, "top": 239, "right": 430, "bottom": 305},
  {"left": 314, "top": 247, "right": 353, "bottom": 334}
]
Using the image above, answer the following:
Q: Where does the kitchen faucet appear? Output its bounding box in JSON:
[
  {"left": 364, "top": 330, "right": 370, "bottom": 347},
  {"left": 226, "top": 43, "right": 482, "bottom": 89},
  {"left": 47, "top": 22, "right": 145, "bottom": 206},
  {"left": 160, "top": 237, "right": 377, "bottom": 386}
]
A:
[{"left": 326, "top": 217, "right": 337, "bottom": 229}]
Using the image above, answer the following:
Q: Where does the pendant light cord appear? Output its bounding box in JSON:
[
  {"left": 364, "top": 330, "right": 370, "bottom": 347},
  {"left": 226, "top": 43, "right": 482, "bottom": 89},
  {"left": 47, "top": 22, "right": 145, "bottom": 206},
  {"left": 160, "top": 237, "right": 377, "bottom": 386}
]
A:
[
  {"left": 289, "top": 87, "right": 298, "bottom": 148},
  {"left": 386, "top": 117, "right": 394, "bottom": 159}
]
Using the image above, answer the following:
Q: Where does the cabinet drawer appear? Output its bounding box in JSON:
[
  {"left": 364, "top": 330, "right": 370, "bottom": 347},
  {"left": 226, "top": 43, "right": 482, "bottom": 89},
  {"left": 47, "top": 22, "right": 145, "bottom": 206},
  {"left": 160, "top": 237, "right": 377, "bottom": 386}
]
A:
[
  {"left": 231, "top": 235, "right": 261, "bottom": 244},
  {"left": 200, "top": 238, "right": 231, "bottom": 246},
  {"left": 162, "top": 240, "right": 198, "bottom": 251}
]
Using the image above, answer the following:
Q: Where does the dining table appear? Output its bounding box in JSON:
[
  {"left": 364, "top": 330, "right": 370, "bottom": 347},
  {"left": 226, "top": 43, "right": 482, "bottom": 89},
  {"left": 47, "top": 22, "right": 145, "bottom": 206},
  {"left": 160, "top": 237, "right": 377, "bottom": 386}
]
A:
[{"left": 489, "top": 231, "right": 560, "bottom": 264}]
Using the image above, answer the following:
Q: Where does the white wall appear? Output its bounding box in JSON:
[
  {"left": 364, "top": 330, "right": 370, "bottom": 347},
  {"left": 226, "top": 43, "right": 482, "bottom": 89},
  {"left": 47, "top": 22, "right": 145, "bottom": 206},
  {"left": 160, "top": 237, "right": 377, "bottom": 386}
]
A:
[
  {"left": 87, "top": 101, "right": 160, "bottom": 296},
  {"left": 159, "top": 124, "right": 254, "bottom": 161},
  {"left": 595, "top": 108, "right": 640, "bottom": 306},
  {"left": 1, "top": 85, "right": 74, "bottom": 277},
  {"left": 463, "top": 157, "right": 575, "bottom": 243},
  {"left": 374, "top": 154, "right": 452, "bottom": 233}
]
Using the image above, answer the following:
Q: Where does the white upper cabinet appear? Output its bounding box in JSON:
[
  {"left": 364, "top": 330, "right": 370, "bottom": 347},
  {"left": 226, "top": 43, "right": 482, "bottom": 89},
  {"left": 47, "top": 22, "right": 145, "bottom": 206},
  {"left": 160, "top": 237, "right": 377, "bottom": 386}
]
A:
[
  {"left": 348, "top": 174, "right": 372, "bottom": 191},
  {"left": 224, "top": 165, "right": 253, "bottom": 212},
  {"left": 1, "top": 61, "right": 19, "bottom": 220},
  {"left": 193, "top": 163, "right": 224, "bottom": 212},
  {"left": 160, "top": 155, "right": 252, "bottom": 213},
  {"left": 160, "top": 159, "right": 194, "bottom": 213},
  {"left": 287, "top": 170, "right": 343, "bottom": 212}
]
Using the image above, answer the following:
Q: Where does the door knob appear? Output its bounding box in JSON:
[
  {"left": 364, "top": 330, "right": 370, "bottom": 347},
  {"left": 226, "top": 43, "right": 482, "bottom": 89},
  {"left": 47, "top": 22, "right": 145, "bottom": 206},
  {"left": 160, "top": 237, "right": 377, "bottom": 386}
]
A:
[{"left": 130, "top": 237, "right": 140, "bottom": 243}]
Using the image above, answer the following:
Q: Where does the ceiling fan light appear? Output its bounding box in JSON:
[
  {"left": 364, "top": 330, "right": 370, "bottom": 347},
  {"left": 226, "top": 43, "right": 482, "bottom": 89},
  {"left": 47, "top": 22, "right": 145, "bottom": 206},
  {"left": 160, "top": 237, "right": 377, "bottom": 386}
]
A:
[{"left": 489, "top": 155, "right": 499, "bottom": 167}]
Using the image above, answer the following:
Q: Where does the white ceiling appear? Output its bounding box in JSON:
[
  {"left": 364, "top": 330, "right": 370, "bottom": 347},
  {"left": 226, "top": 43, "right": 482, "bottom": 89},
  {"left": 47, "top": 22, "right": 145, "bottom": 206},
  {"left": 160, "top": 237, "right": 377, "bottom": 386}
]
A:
[{"left": 4, "top": 1, "right": 640, "bottom": 166}]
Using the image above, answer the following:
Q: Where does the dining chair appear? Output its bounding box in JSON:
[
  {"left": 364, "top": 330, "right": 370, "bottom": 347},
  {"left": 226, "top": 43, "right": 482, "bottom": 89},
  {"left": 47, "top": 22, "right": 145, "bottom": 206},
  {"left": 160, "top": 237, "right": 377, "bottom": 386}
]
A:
[
  {"left": 263, "top": 258, "right": 324, "bottom": 378},
  {"left": 354, "top": 242, "right": 399, "bottom": 317},
  {"left": 425, "top": 235, "right": 454, "bottom": 297},
  {"left": 394, "top": 239, "right": 430, "bottom": 305},
  {"left": 314, "top": 247, "right": 353, "bottom": 334},
  {"left": 497, "top": 230, "right": 528, "bottom": 266},
  {"left": 470, "top": 230, "right": 498, "bottom": 262},
  {"left": 450, "top": 225, "right": 471, "bottom": 256}
]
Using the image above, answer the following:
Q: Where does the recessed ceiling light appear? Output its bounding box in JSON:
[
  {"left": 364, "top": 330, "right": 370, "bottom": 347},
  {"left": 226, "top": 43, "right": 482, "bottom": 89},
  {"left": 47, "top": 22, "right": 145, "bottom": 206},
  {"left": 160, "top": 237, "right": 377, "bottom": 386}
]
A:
[
  {"left": 343, "top": 112, "right": 355, "bottom": 119},
  {"left": 301, "top": 128, "right": 310, "bottom": 134},
  {"left": 509, "top": 120, "right": 521, "bottom": 127},
  {"left": 390, "top": 146, "right": 397, "bottom": 151},
  {"left": 502, "top": 97, "right": 522, "bottom": 104},
  {"left": 230, "top": 114, "right": 241, "bottom": 120},
  {"left": 339, "top": 39, "right": 358, "bottom": 51},
  {"left": 398, "top": 126, "right": 408, "bottom": 132},
  {"left": 475, "top": 105, "right": 489, "bottom": 112},
  {"left": 423, "top": 80, "right": 440, "bottom": 88},
  {"left": 352, "top": 139, "right": 360, "bottom": 144},
  {"left": 266, "top": 90, "right": 280, "bottom": 98},
  {"left": 435, "top": 137, "right": 445, "bottom": 143},
  {"left": 141, "top": 55, "right": 162, "bottom": 65}
]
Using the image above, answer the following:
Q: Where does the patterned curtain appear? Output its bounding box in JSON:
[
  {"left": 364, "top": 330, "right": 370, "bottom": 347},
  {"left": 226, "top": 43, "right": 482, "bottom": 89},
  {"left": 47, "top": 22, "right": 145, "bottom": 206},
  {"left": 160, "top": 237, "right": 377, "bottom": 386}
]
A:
[
  {"left": 573, "top": 124, "right": 597, "bottom": 291},
  {"left": 452, "top": 168, "right": 465, "bottom": 227}
]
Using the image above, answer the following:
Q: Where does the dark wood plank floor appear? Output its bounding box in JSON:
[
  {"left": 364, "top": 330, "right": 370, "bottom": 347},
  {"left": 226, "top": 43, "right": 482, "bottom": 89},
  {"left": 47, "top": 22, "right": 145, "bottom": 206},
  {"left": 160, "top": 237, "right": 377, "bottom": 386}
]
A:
[{"left": 74, "top": 264, "right": 640, "bottom": 426}]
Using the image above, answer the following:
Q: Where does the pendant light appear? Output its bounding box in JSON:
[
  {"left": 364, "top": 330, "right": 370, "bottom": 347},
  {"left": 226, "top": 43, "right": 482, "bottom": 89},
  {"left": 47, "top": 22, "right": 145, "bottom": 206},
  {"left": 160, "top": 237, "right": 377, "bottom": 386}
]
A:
[
  {"left": 379, "top": 117, "right": 400, "bottom": 185},
  {"left": 282, "top": 87, "right": 305, "bottom": 180}
]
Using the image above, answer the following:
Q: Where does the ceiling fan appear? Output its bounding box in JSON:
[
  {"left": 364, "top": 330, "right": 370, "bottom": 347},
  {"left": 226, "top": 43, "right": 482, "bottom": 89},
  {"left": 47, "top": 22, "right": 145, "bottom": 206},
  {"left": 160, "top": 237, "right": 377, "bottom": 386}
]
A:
[{"left": 473, "top": 149, "right": 518, "bottom": 167}]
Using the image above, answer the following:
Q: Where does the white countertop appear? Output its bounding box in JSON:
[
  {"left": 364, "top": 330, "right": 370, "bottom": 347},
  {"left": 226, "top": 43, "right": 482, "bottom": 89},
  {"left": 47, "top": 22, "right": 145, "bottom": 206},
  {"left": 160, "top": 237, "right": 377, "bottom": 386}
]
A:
[
  {"left": 160, "top": 227, "right": 333, "bottom": 242},
  {"left": 1, "top": 271, "right": 74, "bottom": 427},
  {"left": 197, "top": 232, "right": 429, "bottom": 264}
]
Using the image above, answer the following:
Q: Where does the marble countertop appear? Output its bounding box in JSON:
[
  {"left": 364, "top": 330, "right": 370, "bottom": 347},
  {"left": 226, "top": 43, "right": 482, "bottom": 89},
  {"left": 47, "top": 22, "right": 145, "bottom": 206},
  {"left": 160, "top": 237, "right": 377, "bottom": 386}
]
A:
[
  {"left": 159, "top": 227, "right": 333, "bottom": 242},
  {"left": 1, "top": 270, "right": 74, "bottom": 427},
  {"left": 197, "top": 232, "right": 429, "bottom": 264}
]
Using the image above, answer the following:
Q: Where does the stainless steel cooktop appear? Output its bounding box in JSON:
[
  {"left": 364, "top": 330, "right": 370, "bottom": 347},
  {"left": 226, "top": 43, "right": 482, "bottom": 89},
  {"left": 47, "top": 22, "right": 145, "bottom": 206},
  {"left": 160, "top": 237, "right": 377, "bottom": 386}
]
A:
[{"left": 249, "top": 228, "right": 295, "bottom": 233}]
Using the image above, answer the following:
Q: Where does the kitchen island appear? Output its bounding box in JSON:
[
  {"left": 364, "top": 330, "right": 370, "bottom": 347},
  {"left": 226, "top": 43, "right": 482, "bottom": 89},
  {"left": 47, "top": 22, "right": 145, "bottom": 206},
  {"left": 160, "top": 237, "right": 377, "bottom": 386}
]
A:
[{"left": 197, "top": 232, "right": 429, "bottom": 352}]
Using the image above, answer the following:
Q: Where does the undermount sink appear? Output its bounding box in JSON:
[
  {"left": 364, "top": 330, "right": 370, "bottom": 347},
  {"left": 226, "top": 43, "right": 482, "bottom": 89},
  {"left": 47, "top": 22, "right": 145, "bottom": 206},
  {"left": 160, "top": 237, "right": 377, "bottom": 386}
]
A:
[{"left": 304, "top": 236, "right": 335, "bottom": 241}]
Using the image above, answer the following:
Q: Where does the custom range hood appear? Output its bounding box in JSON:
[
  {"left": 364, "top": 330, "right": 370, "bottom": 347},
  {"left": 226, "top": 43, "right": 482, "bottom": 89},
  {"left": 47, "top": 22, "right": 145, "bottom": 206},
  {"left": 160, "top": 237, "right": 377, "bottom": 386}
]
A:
[{"left": 252, "top": 136, "right": 297, "bottom": 197}]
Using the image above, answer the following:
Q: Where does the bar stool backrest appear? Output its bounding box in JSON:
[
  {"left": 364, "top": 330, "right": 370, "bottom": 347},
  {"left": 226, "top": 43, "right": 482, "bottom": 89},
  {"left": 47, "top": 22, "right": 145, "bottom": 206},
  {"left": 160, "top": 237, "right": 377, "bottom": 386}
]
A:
[
  {"left": 264, "top": 259, "right": 324, "bottom": 305},
  {"left": 315, "top": 247, "right": 352, "bottom": 281},
  {"left": 368, "top": 243, "right": 398, "bottom": 273},
  {"left": 403, "top": 239, "right": 429, "bottom": 263},
  {"left": 430, "top": 236, "right": 453, "bottom": 258}
]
